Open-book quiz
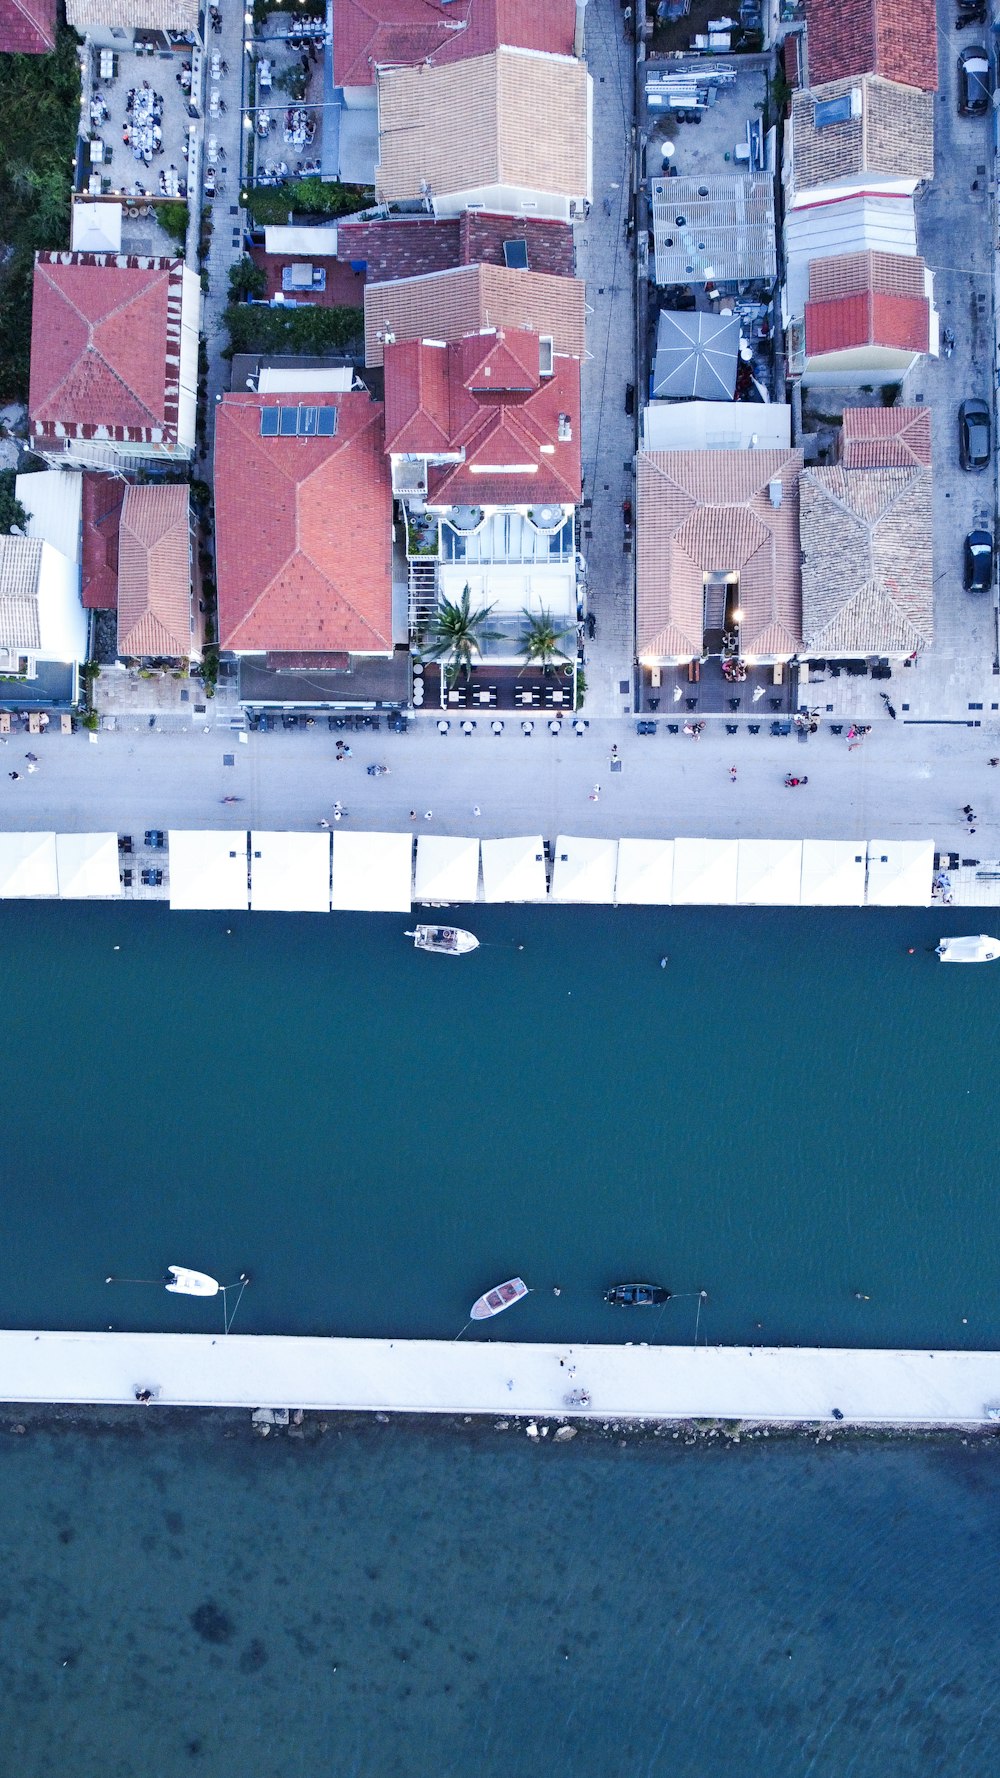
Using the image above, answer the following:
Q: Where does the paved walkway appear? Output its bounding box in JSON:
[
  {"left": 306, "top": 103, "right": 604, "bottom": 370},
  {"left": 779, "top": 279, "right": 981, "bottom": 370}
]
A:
[{"left": 198, "top": 5, "right": 252, "bottom": 461}]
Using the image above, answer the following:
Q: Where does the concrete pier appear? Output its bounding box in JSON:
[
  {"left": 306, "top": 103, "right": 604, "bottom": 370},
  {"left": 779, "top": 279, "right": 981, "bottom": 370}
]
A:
[{"left": 2, "top": 1332, "right": 999, "bottom": 1425}]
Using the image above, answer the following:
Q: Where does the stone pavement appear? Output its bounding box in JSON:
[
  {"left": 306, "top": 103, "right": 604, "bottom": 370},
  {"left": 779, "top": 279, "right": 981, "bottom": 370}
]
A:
[
  {"left": 576, "top": 0, "right": 637, "bottom": 718},
  {"left": 198, "top": 3, "right": 252, "bottom": 460}
]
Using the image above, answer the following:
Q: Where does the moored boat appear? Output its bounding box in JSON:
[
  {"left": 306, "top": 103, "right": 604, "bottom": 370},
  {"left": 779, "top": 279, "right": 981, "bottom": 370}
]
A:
[
  {"left": 164, "top": 1265, "right": 220, "bottom": 1297},
  {"left": 604, "top": 1283, "right": 670, "bottom": 1307},
  {"left": 406, "top": 924, "right": 479, "bottom": 956},
  {"left": 470, "top": 1276, "right": 528, "bottom": 1320},
  {"left": 936, "top": 935, "right": 1000, "bottom": 963}
]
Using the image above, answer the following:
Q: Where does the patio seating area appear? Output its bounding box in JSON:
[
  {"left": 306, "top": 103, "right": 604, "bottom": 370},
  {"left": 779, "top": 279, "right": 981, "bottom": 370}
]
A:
[
  {"left": 251, "top": 26, "right": 327, "bottom": 186},
  {"left": 84, "top": 43, "right": 196, "bottom": 204},
  {"left": 417, "top": 664, "right": 579, "bottom": 714}
]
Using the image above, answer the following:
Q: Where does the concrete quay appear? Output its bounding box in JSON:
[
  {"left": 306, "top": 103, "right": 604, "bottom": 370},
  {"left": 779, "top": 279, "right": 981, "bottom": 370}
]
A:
[{"left": 2, "top": 1331, "right": 998, "bottom": 1426}]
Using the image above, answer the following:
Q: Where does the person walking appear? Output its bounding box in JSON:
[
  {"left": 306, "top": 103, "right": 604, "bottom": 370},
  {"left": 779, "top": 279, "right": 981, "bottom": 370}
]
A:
[
  {"left": 729, "top": 765, "right": 737, "bottom": 783},
  {"left": 589, "top": 784, "right": 601, "bottom": 802}
]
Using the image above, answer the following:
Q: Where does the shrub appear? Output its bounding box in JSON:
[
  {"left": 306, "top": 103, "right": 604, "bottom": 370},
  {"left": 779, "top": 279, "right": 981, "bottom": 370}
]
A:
[
  {"left": 228, "top": 257, "right": 268, "bottom": 301},
  {"left": 222, "top": 301, "right": 363, "bottom": 358},
  {"left": 0, "top": 471, "right": 28, "bottom": 536},
  {"left": 245, "top": 180, "right": 375, "bottom": 227},
  {"left": 158, "top": 201, "right": 189, "bottom": 248}
]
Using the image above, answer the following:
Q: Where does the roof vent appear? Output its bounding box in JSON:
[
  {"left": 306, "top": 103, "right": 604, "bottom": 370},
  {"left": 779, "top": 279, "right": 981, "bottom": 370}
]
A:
[
  {"left": 539, "top": 336, "right": 554, "bottom": 377},
  {"left": 768, "top": 477, "right": 783, "bottom": 508},
  {"left": 558, "top": 414, "right": 572, "bottom": 442}
]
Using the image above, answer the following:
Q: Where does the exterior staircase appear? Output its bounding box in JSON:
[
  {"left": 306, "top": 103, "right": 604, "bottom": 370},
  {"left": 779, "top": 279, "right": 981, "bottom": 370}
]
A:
[{"left": 408, "top": 557, "right": 439, "bottom": 633}]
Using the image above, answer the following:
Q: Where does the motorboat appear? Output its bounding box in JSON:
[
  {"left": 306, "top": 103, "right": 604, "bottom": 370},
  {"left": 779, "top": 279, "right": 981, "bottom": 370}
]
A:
[
  {"left": 936, "top": 935, "right": 1000, "bottom": 963},
  {"left": 470, "top": 1277, "right": 528, "bottom": 1320},
  {"left": 406, "top": 924, "right": 479, "bottom": 956},
  {"left": 164, "top": 1265, "right": 220, "bottom": 1297},
  {"left": 604, "top": 1283, "right": 671, "bottom": 1307}
]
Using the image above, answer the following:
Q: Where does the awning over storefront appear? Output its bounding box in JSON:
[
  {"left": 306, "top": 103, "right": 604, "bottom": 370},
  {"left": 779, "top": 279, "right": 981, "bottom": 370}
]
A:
[
  {"left": 736, "top": 839, "right": 803, "bottom": 906},
  {"left": 550, "top": 836, "right": 618, "bottom": 903},
  {"left": 56, "top": 832, "right": 121, "bottom": 899},
  {"left": 250, "top": 831, "right": 331, "bottom": 912},
  {"left": 480, "top": 835, "right": 547, "bottom": 902},
  {"left": 614, "top": 837, "right": 675, "bottom": 905},
  {"left": 168, "top": 831, "right": 250, "bottom": 910},
  {"left": 799, "top": 839, "right": 866, "bottom": 906},
  {"left": 331, "top": 831, "right": 413, "bottom": 912},
  {"left": 865, "top": 839, "right": 934, "bottom": 906},
  {"left": 413, "top": 836, "right": 480, "bottom": 904},
  {"left": 0, "top": 832, "right": 58, "bottom": 898},
  {"left": 671, "top": 838, "right": 739, "bottom": 904}
]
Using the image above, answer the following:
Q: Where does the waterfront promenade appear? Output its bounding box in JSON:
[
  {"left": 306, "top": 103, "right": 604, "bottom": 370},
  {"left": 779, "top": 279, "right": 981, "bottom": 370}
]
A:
[{"left": 2, "top": 1332, "right": 998, "bottom": 1424}]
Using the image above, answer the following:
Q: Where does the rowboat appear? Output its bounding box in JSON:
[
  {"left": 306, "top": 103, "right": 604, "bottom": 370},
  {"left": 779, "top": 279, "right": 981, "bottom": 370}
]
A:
[
  {"left": 936, "top": 935, "right": 1000, "bottom": 963},
  {"left": 406, "top": 924, "right": 479, "bottom": 956},
  {"left": 470, "top": 1276, "right": 528, "bottom": 1320},
  {"left": 164, "top": 1265, "right": 220, "bottom": 1298},
  {"left": 604, "top": 1283, "right": 670, "bottom": 1307}
]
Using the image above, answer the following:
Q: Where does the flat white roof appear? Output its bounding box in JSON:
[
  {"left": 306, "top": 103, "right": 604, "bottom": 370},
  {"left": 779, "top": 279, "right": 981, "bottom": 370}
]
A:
[
  {"left": 865, "top": 839, "right": 935, "bottom": 907},
  {"left": 331, "top": 830, "right": 413, "bottom": 912},
  {"left": 168, "top": 831, "right": 250, "bottom": 911},
  {"left": 614, "top": 837, "right": 674, "bottom": 905},
  {"left": 71, "top": 200, "right": 122, "bottom": 254},
  {"left": 263, "top": 224, "right": 337, "bottom": 256},
  {"left": 15, "top": 469, "right": 83, "bottom": 564},
  {"left": 55, "top": 831, "right": 121, "bottom": 899},
  {"left": 799, "top": 839, "right": 866, "bottom": 906},
  {"left": 641, "top": 401, "right": 791, "bottom": 453},
  {"left": 0, "top": 832, "right": 58, "bottom": 898},
  {"left": 550, "top": 835, "right": 618, "bottom": 903},
  {"left": 257, "top": 366, "right": 354, "bottom": 393},
  {"left": 250, "top": 831, "right": 331, "bottom": 912},
  {"left": 736, "top": 838, "right": 803, "bottom": 906},
  {"left": 784, "top": 194, "right": 917, "bottom": 317},
  {"left": 481, "top": 835, "right": 547, "bottom": 903},
  {"left": 413, "top": 835, "right": 480, "bottom": 904},
  {"left": 671, "top": 837, "right": 739, "bottom": 905}
]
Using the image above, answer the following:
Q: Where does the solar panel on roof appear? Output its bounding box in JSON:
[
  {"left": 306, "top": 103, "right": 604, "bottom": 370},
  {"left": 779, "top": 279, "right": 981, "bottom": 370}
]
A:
[
  {"left": 299, "top": 405, "right": 319, "bottom": 435},
  {"left": 260, "top": 408, "right": 279, "bottom": 436},
  {"left": 316, "top": 409, "right": 338, "bottom": 436},
  {"left": 279, "top": 406, "right": 298, "bottom": 435}
]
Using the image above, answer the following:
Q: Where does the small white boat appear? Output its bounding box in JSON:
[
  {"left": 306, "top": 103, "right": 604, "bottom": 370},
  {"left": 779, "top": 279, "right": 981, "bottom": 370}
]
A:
[
  {"left": 936, "top": 935, "right": 1000, "bottom": 963},
  {"left": 164, "top": 1265, "right": 220, "bottom": 1298},
  {"left": 470, "top": 1276, "right": 528, "bottom": 1320},
  {"left": 406, "top": 924, "right": 479, "bottom": 956}
]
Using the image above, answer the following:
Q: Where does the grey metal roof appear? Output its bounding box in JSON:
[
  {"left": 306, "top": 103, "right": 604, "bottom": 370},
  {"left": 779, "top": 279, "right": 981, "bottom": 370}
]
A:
[
  {"left": 651, "top": 175, "right": 776, "bottom": 287},
  {"left": 651, "top": 309, "right": 739, "bottom": 400}
]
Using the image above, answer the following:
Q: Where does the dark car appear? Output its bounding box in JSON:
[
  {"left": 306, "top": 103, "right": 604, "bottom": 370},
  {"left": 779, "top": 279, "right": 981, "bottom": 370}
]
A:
[
  {"left": 958, "top": 46, "right": 991, "bottom": 115},
  {"left": 960, "top": 398, "right": 991, "bottom": 470},
  {"left": 964, "top": 529, "right": 994, "bottom": 591}
]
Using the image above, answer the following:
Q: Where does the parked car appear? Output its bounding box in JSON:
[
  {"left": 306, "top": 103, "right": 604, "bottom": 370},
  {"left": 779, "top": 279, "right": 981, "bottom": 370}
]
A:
[
  {"left": 964, "top": 529, "right": 994, "bottom": 591},
  {"left": 959, "top": 398, "right": 991, "bottom": 470},
  {"left": 958, "top": 46, "right": 991, "bottom": 115}
]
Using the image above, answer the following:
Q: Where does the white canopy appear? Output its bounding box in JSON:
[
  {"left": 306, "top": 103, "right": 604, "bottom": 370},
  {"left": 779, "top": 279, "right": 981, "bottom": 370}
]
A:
[
  {"left": 0, "top": 832, "right": 58, "bottom": 898},
  {"left": 736, "top": 839, "right": 803, "bottom": 906},
  {"left": 671, "top": 838, "right": 739, "bottom": 905},
  {"left": 550, "top": 836, "right": 618, "bottom": 903},
  {"left": 799, "top": 839, "right": 866, "bottom": 907},
  {"left": 71, "top": 201, "right": 122, "bottom": 254},
  {"left": 865, "top": 839, "right": 935, "bottom": 907},
  {"left": 614, "top": 837, "right": 674, "bottom": 905},
  {"left": 168, "top": 831, "right": 249, "bottom": 911},
  {"left": 250, "top": 831, "right": 331, "bottom": 912},
  {"left": 481, "top": 835, "right": 547, "bottom": 903},
  {"left": 331, "top": 831, "right": 413, "bottom": 912},
  {"left": 56, "top": 832, "right": 121, "bottom": 899},
  {"left": 413, "top": 835, "right": 480, "bottom": 904}
]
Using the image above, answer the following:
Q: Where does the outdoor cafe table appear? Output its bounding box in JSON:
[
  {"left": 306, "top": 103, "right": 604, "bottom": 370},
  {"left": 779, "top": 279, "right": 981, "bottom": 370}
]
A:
[{"left": 99, "top": 49, "right": 116, "bottom": 78}]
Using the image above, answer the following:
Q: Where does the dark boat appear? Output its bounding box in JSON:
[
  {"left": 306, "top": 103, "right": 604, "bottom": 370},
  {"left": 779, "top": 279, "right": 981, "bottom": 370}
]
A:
[{"left": 604, "top": 1283, "right": 670, "bottom": 1307}]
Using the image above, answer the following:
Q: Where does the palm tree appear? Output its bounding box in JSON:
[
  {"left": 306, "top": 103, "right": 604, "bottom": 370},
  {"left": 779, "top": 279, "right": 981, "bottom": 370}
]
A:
[
  {"left": 519, "top": 608, "right": 574, "bottom": 675},
  {"left": 422, "top": 585, "right": 501, "bottom": 686}
]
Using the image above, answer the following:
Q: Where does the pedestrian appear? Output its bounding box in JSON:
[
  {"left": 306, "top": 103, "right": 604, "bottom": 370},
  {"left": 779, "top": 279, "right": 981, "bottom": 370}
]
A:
[
  {"left": 990, "top": 759, "right": 999, "bottom": 767},
  {"left": 424, "top": 810, "right": 433, "bottom": 820},
  {"left": 472, "top": 804, "right": 481, "bottom": 816},
  {"left": 589, "top": 784, "right": 600, "bottom": 801},
  {"left": 25, "top": 752, "right": 36, "bottom": 763},
  {"left": 8, "top": 771, "right": 19, "bottom": 781},
  {"left": 409, "top": 810, "right": 417, "bottom": 821},
  {"left": 26, "top": 763, "right": 37, "bottom": 773},
  {"left": 963, "top": 805, "right": 973, "bottom": 815},
  {"left": 318, "top": 818, "right": 330, "bottom": 828},
  {"left": 729, "top": 765, "right": 737, "bottom": 782},
  {"left": 784, "top": 775, "right": 799, "bottom": 788}
]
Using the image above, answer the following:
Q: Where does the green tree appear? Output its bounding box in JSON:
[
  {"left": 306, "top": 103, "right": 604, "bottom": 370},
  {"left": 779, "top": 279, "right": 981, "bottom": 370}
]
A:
[
  {"left": 422, "top": 585, "right": 502, "bottom": 686},
  {"left": 519, "top": 608, "right": 574, "bottom": 675},
  {"left": 0, "top": 472, "right": 28, "bottom": 536},
  {"left": 228, "top": 257, "right": 268, "bottom": 302}
]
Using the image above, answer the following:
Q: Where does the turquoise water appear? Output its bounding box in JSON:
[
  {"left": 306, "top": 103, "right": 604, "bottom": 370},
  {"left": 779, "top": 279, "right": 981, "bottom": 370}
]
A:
[
  {"left": 1, "top": 1414, "right": 998, "bottom": 1778},
  {"left": 0, "top": 901, "right": 997, "bottom": 1347}
]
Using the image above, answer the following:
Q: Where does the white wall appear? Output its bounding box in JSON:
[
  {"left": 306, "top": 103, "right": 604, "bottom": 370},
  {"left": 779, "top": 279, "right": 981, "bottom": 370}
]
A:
[
  {"left": 431, "top": 185, "right": 577, "bottom": 223},
  {"left": 36, "top": 541, "right": 88, "bottom": 664}
]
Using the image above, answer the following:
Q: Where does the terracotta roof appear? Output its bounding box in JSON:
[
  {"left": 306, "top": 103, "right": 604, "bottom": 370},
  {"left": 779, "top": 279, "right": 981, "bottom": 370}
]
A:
[
  {"left": 804, "top": 0, "right": 938, "bottom": 92},
  {"left": 791, "top": 76, "right": 934, "bottom": 191},
  {"left": 375, "top": 48, "right": 591, "bottom": 205},
  {"left": 29, "top": 253, "right": 185, "bottom": 449},
  {"left": 364, "top": 263, "right": 585, "bottom": 366},
  {"left": 337, "top": 213, "right": 575, "bottom": 283},
  {"left": 636, "top": 450, "right": 804, "bottom": 661},
  {"left": 0, "top": 0, "right": 55, "bottom": 53},
  {"left": 0, "top": 537, "right": 43, "bottom": 651},
  {"left": 383, "top": 328, "right": 580, "bottom": 505},
  {"left": 841, "top": 404, "right": 932, "bottom": 467},
  {"left": 214, "top": 392, "right": 393, "bottom": 656},
  {"left": 117, "top": 484, "right": 191, "bottom": 658},
  {"left": 799, "top": 464, "right": 933, "bottom": 652},
  {"left": 81, "top": 472, "right": 125, "bottom": 610},
  {"left": 805, "top": 249, "right": 929, "bottom": 353},
  {"left": 66, "top": 0, "right": 199, "bottom": 28},
  {"left": 334, "top": 0, "right": 576, "bottom": 88}
]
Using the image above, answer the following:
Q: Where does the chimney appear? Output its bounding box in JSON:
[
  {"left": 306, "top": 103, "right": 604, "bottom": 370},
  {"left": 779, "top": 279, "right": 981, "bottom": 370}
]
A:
[{"left": 574, "top": 0, "right": 588, "bottom": 59}]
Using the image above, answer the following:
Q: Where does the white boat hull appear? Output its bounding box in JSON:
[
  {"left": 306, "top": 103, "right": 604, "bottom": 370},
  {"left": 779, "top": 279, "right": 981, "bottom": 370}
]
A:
[
  {"left": 470, "top": 1276, "right": 528, "bottom": 1320},
  {"left": 165, "top": 1266, "right": 220, "bottom": 1298},
  {"left": 936, "top": 935, "right": 1000, "bottom": 963},
  {"left": 407, "top": 924, "right": 479, "bottom": 956}
]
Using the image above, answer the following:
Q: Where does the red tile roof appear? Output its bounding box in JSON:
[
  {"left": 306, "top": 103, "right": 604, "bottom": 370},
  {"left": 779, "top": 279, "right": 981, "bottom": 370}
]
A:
[
  {"left": 29, "top": 253, "right": 185, "bottom": 448},
  {"left": 841, "top": 404, "right": 932, "bottom": 466},
  {"left": 248, "top": 248, "right": 365, "bottom": 308},
  {"left": 804, "top": 0, "right": 938, "bottom": 91},
  {"left": 0, "top": 0, "right": 55, "bottom": 53},
  {"left": 383, "top": 327, "right": 581, "bottom": 506},
  {"left": 337, "top": 213, "right": 575, "bottom": 282},
  {"left": 81, "top": 472, "right": 124, "bottom": 609},
  {"left": 334, "top": 0, "right": 576, "bottom": 89},
  {"left": 117, "top": 483, "right": 192, "bottom": 659},
  {"left": 806, "top": 290, "right": 930, "bottom": 353},
  {"left": 214, "top": 392, "right": 393, "bottom": 656}
]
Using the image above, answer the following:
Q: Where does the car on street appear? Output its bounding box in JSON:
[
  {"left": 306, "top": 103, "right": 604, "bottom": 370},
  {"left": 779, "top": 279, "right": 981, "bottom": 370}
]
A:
[
  {"left": 959, "top": 398, "right": 991, "bottom": 470},
  {"left": 964, "top": 529, "right": 994, "bottom": 592},
  {"left": 958, "top": 46, "right": 991, "bottom": 115}
]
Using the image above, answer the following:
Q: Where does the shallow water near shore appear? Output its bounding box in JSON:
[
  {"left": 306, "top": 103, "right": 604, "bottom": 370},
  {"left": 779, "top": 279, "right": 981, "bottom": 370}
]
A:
[{"left": 2, "top": 1413, "right": 998, "bottom": 1778}]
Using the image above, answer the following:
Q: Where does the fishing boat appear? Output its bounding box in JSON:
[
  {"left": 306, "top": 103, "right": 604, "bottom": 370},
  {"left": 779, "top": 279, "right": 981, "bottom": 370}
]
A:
[
  {"left": 604, "top": 1283, "right": 671, "bottom": 1307},
  {"left": 164, "top": 1265, "right": 220, "bottom": 1297},
  {"left": 406, "top": 924, "right": 479, "bottom": 956},
  {"left": 936, "top": 935, "right": 1000, "bottom": 963},
  {"left": 470, "top": 1276, "right": 528, "bottom": 1320}
]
